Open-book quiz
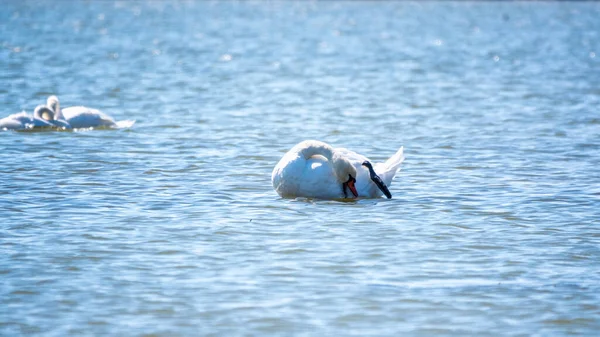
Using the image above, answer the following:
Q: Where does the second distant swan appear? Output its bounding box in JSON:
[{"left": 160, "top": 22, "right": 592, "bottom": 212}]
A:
[
  {"left": 47, "top": 95, "right": 118, "bottom": 129},
  {"left": 0, "top": 106, "right": 65, "bottom": 130}
]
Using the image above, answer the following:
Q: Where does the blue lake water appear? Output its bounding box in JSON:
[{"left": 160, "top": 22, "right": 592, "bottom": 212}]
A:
[{"left": 1, "top": 1, "right": 600, "bottom": 335}]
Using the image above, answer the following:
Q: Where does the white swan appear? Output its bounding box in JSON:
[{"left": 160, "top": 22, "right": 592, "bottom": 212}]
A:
[
  {"left": 47, "top": 95, "right": 133, "bottom": 129},
  {"left": 272, "top": 140, "right": 404, "bottom": 199},
  {"left": 42, "top": 96, "right": 71, "bottom": 129},
  {"left": 0, "top": 106, "right": 63, "bottom": 130}
]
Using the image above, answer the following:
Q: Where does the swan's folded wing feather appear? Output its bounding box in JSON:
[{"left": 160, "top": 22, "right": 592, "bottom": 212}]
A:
[
  {"left": 334, "top": 147, "right": 370, "bottom": 164},
  {"left": 62, "top": 106, "right": 117, "bottom": 128}
]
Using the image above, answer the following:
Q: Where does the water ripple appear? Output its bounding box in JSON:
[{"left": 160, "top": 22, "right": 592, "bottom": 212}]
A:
[{"left": 2, "top": 1, "right": 600, "bottom": 336}]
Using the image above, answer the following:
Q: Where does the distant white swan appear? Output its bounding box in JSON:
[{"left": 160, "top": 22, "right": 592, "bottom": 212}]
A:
[
  {"left": 47, "top": 95, "right": 134, "bottom": 129},
  {"left": 272, "top": 140, "right": 404, "bottom": 199},
  {"left": 0, "top": 105, "right": 63, "bottom": 130}
]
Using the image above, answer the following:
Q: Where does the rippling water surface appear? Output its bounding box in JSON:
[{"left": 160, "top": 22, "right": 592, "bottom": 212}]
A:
[{"left": 2, "top": 1, "right": 600, "bottom": 335}]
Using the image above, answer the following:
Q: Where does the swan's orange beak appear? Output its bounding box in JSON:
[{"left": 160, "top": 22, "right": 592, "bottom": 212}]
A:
[
  {"left": 343, "top": 176, "right": 358, "bottom": 198},
  {"left": 347, "top": 178, "right": 358, "bottom": 198}
]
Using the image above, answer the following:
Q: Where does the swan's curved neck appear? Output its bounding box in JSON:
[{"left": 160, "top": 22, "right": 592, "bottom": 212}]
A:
[
  {"left": 47, "top": 96, "right": 65, "bottom": 120},
  {"left": 298, "top": 141, "right": 334, "bottom": 161},
  {"left": 55, "top": 105, "right": 64, "bottom": 120},
  {"left": 297, "top": 140, "right": 356, "bottom": 188},
  {"left": 34, "top": 106, "right": 54, "bottom": 121}
]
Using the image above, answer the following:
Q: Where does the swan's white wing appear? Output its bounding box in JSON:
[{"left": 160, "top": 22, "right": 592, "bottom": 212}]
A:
[
  {"left": 272, "top": 153, "right": 343, "bottom": 199},
  {"left": 0, "top": 116, "right": 27, "bottom": 130},
  {"left": 62, "top": 106, "right": 116, "bottom": 128},
  {"left": 4, "top": 112, "right": 30, "bottom": 120},
  {"left": 0, "top": 113, "right": 29, "bottom": 130},
  {"left": 272, "top": 152, "right": 302, "bottom": 197},
  {"left": 296, "top": 157, "right": 343, "bottom": 199},
  {"left": 0, "top": 112, "right": 55, "bottom": 130},
  {"left": 334, "top": 147, "right": 370, "bottom": 164}
]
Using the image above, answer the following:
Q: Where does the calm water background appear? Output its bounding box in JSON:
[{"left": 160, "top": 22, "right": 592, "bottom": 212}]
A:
[{"left": 1, "top": 1, "right": 600, "bottom": 335}]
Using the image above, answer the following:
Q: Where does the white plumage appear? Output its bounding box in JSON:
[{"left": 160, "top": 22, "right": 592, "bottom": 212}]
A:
[
  {"left": 46, "top": 95, "right": 134, "bottom": 129},
  {"left": 272, "top": 140, "right": 404, "bottom": 199},
  {"left": 0, "top": 106, "right": 63, "bottom": 130}
]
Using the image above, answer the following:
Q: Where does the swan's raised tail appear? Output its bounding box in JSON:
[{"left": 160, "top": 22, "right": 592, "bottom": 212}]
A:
[
  {"left": 375, "top": 146, "right": 404, "bottom": 186},
  {"left": 115, "top": 120, "right": 136, "bottom": 129}
]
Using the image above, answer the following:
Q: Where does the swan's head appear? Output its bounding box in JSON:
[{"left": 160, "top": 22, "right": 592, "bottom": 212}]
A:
[
  {"left": 333, "top": 153, "right": 358, "bottom": 198},
  {"left": 361, "top": 161, "right": 374, "bottom": 171},
  {"left": 33, "top": 105, "right": 55, "bottom": 121},
  {"left": 343, "top": 174, "right": 358, "bottom": 198},
  {"left": 47, "top": 95, "right": 60, "bottom": 113}
]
